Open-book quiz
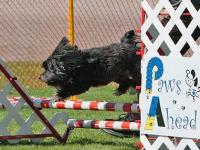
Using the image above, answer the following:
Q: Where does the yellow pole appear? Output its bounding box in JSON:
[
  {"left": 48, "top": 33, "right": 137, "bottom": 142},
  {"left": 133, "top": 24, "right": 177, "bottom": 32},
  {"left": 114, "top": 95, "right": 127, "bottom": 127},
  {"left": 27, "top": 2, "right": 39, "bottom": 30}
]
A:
[
  {"left": 68, "top": 0, "right": 77, "bottom": 101},
  {"left": 68, "top": 0, "right": 74, "bottom": 46}
]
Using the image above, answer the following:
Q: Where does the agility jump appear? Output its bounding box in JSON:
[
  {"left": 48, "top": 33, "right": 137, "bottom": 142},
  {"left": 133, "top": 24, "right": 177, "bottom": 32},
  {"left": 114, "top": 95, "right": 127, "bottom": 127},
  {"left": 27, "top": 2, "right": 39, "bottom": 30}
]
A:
[
  {"left": 2, "top": 0, "right": 200, "bottom": 149},
  {"left": 0, "top": 57, "right": 140, "bottom": 143},
  {"left": 0, "top": 0, "right": 142, "bottom": 146}
]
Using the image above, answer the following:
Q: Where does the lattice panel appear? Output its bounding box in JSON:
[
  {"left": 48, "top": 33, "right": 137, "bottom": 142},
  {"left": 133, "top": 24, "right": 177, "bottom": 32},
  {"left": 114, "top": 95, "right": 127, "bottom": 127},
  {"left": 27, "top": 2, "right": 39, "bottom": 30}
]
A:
[
  {"left": 141, "top": 0, "right": 200, "bottom": 149},
  {"left": 0, "top": 84, "right": 68, "bottom": 143},
  {"left": 0, "top": 58, "right": 68, "bottom": 143},
  {"left": 142, "top": 0, "right": 200, "bottom": 57},
  {"left": 141, "top": 135, "right": 200, "bottom": 150}
]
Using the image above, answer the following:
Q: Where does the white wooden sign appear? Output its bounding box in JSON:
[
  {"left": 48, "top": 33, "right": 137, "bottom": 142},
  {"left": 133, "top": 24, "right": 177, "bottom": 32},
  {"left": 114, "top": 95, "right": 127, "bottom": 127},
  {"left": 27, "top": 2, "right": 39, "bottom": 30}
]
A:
[
  {"left": 140, "top": 0, "right": 200, "bottom": 148},
  {"left": 140, "top": 54, "right": 200, "bottom": 139}
]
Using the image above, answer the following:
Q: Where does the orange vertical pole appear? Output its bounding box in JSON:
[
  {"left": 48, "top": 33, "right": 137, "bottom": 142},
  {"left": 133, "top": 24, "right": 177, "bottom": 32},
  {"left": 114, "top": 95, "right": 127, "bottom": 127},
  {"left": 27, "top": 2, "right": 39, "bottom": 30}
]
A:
[
  {"left": 68, "top": 0, "right": 74, "bottom": 46},
  {"left": 68, "top": 0, "right": 77, "bottom": 101}
]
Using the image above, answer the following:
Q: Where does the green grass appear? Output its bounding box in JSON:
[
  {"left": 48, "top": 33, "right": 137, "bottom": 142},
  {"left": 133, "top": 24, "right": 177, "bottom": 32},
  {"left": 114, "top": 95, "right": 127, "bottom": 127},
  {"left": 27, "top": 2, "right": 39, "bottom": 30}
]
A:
[{"left": 0, "top": 84, "right": 140, "bottom": 150}]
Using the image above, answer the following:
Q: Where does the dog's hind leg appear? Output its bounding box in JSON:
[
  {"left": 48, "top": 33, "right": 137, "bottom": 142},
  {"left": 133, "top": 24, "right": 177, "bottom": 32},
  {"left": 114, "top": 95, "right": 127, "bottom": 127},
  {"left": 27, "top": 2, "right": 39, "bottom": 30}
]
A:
[{"left": 114, "top": 78, "right": 133, "bottom": 96}]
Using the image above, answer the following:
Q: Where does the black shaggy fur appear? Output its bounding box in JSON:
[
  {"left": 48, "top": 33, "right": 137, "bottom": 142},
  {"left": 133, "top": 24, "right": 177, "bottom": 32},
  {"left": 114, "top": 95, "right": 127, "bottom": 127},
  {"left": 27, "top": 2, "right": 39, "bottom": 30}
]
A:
[{"left": 40, "top": 30, "right": 141, "bottom": 100}]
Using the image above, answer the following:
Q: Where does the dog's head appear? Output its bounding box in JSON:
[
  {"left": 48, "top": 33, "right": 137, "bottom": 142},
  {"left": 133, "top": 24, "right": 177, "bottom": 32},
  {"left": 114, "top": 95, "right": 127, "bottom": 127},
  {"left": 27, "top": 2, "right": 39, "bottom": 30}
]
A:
[
  {"left": 39, "top": 37, "right": 80, "bottom": 86},
  {"left": 120, "top": 30, "right": 141, "bottom": 45}
]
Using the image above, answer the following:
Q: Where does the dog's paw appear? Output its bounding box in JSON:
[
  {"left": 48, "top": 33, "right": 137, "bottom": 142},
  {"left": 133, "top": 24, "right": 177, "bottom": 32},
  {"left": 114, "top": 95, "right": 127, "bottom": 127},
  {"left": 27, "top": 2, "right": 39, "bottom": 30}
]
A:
[{"left": 52, "top": 95, "right": 65, "bottom": 102}]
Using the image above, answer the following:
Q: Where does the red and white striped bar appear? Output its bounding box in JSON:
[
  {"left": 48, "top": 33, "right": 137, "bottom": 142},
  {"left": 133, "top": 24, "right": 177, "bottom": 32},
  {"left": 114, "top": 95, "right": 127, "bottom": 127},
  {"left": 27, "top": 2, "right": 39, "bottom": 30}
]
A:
[
  {"left": 33, "top": 99, "right": 140, "bottom": 112},
  {"left": 67, "top": 119, "right": 140, "bottom": 131},
  {"left": 0, "top": 100, "right": 19, "bottom": 108},
  {"left": 0, "top": 98, "right": 140, "bottom": 112}
]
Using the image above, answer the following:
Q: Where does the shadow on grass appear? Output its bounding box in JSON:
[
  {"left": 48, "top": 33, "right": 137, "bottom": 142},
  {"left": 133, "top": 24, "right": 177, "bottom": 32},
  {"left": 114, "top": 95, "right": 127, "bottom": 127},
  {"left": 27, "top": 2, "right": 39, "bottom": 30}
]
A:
[
  {"left": 0, "top": 137, "right": 134, "bottom": 148},
  {"left": 0, "top": 140, "right": 59, "bottom": 146},
  {"left": 69, "top": 137, "right": 134, "bottom": 147}
]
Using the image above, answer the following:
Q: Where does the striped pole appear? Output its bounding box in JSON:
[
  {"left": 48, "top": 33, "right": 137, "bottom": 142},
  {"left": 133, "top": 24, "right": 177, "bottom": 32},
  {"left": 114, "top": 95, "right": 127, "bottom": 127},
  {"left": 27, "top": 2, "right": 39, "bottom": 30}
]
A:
[
  {"left": 67, "top": 119, "right": 140, "bottom": 131},
  {"left": 33, "top": 99, "right": 140, "bottom": 112},
  {"left": 0, "top": 99, "right": 140, "bottom": 112}
]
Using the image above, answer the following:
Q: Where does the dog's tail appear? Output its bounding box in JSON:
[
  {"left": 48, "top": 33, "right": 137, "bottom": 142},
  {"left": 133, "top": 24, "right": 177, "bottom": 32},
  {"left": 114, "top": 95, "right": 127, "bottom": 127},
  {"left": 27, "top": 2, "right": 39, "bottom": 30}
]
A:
[{"left": 120, "top": 30, "right": 141, "bottom": 46}]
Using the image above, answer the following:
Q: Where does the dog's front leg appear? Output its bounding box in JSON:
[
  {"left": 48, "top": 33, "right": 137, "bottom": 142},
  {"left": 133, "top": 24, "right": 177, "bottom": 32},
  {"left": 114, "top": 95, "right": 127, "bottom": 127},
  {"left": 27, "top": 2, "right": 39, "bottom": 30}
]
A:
[
  {"left": 52, "top": 88, "right": 69, "bottom": 101},
  {"left": 52, "top": 94, "right": 64, "bottom": 101}
]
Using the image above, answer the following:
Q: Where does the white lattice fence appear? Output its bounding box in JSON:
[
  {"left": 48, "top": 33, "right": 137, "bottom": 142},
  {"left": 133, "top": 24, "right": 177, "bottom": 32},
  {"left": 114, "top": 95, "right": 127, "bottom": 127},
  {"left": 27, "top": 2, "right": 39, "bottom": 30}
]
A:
[
  {"left": 142, "top": 0, "right": 200, "bottom": 57},
  {"left": 140, "top": 0, "right": 200, "bottom": 149}
]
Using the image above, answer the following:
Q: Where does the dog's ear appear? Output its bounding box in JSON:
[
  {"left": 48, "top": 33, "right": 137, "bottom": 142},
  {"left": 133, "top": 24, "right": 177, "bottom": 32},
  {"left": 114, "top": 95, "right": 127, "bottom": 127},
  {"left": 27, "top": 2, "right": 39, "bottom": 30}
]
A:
[
  {"left": 74, "top": 45, "right": 79, "bottom": 51},
  {"left": 52, "top": 37, "right": 78, "bottom": 55},
  {"left": 55, "top": 37, "right": 70, "bottom": 51}
]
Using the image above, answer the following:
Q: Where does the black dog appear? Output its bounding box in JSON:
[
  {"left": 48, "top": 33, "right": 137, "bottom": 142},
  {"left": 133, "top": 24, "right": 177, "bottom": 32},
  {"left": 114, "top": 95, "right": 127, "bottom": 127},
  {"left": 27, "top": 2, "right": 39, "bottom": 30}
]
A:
[{"left": 39, "top": 30, "right": 141, "bottom": 100}]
